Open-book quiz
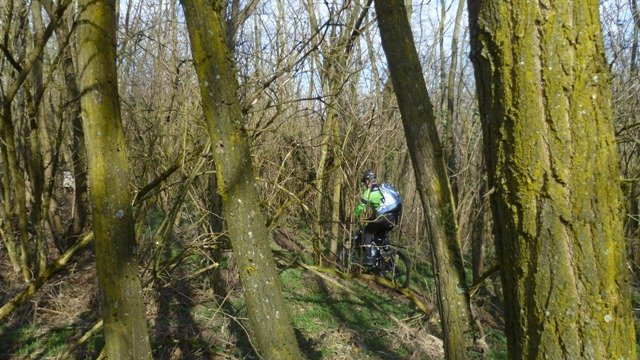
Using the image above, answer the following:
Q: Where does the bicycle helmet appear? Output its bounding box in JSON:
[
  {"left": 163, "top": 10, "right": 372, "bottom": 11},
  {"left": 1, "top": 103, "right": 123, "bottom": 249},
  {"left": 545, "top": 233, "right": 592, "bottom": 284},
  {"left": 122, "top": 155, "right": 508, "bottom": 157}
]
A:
[{"left": 361, "top": 170, "right": 375, "bottom": 183}]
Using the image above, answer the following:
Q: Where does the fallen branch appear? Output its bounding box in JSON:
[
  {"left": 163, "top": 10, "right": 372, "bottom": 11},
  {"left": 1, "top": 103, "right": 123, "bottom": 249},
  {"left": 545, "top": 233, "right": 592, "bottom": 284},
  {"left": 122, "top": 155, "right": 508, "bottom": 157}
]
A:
[
  {"left": 278, "top": 257, "right": 434, "bottom": 316},
  {"left": 0, "top": 233, "right": 93, "bottom": 320},
  {"left": 55, "top": 320, "right": 103, "bottom": 360}
]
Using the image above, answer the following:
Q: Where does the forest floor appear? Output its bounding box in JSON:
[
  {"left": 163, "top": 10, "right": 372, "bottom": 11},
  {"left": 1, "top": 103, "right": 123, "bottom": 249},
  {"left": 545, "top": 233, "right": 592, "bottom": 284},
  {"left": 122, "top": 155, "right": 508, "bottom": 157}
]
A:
[{"left": 0, "top": 248, "right": 511, "bottom": 360}]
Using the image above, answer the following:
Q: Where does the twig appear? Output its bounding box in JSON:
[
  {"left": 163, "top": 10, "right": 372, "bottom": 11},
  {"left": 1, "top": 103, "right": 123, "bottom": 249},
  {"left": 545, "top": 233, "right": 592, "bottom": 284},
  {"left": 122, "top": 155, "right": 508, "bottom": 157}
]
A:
[
  {"left": 55, "top": 320, "right": 103, "bottom": 360},
  {"left": 468, "top": 264, "right": 499, "bottom": 298}
]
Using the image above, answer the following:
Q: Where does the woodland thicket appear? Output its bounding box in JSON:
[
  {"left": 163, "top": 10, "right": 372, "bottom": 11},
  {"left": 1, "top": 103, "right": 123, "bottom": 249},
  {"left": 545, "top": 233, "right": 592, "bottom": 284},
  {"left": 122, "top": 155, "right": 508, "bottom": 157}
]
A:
[{"left": 1, "top": 0, "right": 639, "bottom": 359}]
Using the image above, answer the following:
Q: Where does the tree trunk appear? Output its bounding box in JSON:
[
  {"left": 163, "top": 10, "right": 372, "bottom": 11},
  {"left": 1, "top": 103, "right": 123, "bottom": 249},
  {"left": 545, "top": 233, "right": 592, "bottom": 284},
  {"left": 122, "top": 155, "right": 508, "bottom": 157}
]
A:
[
  {"left": 1, "top": 4, "right": 32, "bottom": 281},
  {"left": 470, "top": 181, "right": 486, "bottom": 286},
  {"left": 443, "top": 0, "right": 466, "bottom": 203},
  {"left": 180, "top": 0, "right": 303, "bottom": 358},
  {"left": 75, "top": 0, "right": 153, "bottom": 357},
  {"left": 632, "top": 0, "right": 640, "bottom": 77},
  {"left": 307, "top": 0, "right": 371, "bottom": 265},
  {"left": 207, "top": 166, "right": 228, "bottom": 298},
  {"left": 374, "top": 0, "right": 480, "bottom": 358},
  {"left": 48, "top": 10, "right": 90, "bottom": 245},
  {"left": 28, "top": 0, "right": 54, "bottom": 277},
  {"left": 468, "top": 0, "right": 636, "bottom": 357},
  {"left": 1, "top": 101, "right": 32, "bottom": 283},
  {"left": 0, "top": 117, "right": 21, "bottom": 274}
]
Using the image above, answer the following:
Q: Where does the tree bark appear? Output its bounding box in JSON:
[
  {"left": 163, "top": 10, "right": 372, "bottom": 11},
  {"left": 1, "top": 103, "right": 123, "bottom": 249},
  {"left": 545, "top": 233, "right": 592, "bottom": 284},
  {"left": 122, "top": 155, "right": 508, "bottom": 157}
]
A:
[
  {"left": 307, "top": 0, "right": 371, "bottom": 264},
  {"left": 46, "top": 5, "right": 90, "bottom": 245},
  {"left": 180, "top": 0, "right": 303, "bottom": 358},
  {"left": 75, "top": 0, "right": 153, "bottom": 357},
  {"left": 0, "top": 114, "right": 21, "bottom": 275},
  {"left": 632, "top": 0, "right": 640, "bottom": 77},
  {"left": 470, "top": 180, "right": 486, "bottom": 286},
  {"left": 468, "top": 0, "right": 636, "bottom": 357},
  {"left": 374, "top": 0, "right": 480, "bottom": 358},
  {"left": 28, "top": 0, "right": 54, "bottom": 277},
  {"left": 443, "top": 0, "right": 466, "bottom": 203},
  {"left": 1, "top": 98, "right": 32, "bottom": 283}
]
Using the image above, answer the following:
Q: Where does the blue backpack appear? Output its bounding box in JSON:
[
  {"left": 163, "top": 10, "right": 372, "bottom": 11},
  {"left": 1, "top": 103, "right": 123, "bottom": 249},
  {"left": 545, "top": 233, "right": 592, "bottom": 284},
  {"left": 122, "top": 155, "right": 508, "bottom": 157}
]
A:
[{"left": 377, "top": 182, "right": 402, "bottom": 214}]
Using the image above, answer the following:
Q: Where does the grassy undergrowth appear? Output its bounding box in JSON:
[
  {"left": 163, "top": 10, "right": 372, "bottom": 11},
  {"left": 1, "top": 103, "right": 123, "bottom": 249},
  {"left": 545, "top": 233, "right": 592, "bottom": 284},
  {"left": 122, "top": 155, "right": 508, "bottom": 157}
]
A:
[
  {"left": 0, "top": 323, "right": 104, "bottom": 359},
  {"left": 0, "top": 258, "right": 514, "bottom": 359},
  {"left": 280, "top": 268, "right": 426, "bottom": 359}
]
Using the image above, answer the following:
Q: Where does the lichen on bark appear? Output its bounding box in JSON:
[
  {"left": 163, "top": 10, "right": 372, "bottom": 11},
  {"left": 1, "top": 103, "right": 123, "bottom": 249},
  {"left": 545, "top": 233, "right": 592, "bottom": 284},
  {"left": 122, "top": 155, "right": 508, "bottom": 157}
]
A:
[
  {"left": 76, "top": 0, "right": 153, "bottom": 358},
  {"left": 180, "top": 0, "right": 303, "bottom": 358},
  {"left": 468, "top": 0, "right": 636, "bottom": 358}
]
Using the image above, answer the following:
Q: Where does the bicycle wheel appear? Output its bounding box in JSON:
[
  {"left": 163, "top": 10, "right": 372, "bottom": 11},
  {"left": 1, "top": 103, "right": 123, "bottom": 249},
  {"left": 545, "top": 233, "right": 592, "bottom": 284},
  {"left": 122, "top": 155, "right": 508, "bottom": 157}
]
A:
[
  {"left": 338, "top": 245, "right": 364, "bottom": 273},
  {"left": 383, "top": 249, "right": 411, "bottom": 288}
]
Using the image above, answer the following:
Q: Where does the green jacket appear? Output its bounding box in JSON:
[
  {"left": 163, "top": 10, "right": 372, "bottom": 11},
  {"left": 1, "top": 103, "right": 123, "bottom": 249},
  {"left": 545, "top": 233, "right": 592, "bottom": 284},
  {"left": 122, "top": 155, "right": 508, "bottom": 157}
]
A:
[{"left": 353, "top": 184, "right": 384, "bottom": 217}]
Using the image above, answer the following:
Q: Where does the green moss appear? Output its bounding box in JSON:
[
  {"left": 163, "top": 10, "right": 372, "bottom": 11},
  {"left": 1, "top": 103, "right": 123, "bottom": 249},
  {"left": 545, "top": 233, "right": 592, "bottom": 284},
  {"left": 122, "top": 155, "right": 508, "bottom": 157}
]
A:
[
  {"left": 442, "top": 202, "right": 457, "bottom": 235},
  {"left": 470, "top": 0, "right": 635, "bottom": 356}
]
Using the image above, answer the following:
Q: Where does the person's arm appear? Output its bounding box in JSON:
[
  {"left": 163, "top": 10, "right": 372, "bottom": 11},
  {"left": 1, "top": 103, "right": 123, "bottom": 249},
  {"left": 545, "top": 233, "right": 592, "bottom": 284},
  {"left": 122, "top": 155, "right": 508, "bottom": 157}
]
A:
[
  {"left": 353, "top": 189, "right": 370, "bottom": 217},
  {"left": 353, "top": 198, "right": 367, "bottom": 217}
]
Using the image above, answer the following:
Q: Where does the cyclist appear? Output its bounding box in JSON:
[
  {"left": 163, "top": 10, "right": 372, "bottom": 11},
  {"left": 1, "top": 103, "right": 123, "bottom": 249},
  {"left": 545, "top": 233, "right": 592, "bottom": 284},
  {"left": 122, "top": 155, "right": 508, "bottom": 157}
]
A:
[{"left": 352, "top": 170, "right": 402, "bottom": 267}]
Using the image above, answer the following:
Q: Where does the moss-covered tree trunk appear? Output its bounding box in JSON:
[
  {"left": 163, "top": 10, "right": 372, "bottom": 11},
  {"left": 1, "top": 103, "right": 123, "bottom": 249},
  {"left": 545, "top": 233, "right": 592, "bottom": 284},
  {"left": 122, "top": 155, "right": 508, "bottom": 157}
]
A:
[
  {"left": 28, "top": 0, "right": 54, "bottom": 277},
  {"left": 470, "top": 181, "right": 487, "bottom": 286},
  {"left": 0, "top": 111, "right": 22, "bottom": 276},
  {"left": 468, "top": 0, "right": 636, "bottom": 357},
  {"left": 0, "top": 0, "right": 32, "bottom": 284},
  {"left": 1, "top": 98, "right": 32, "bottom": 283},
  {"left": 306, "top": 1, "right": 371, "bottom": 264},
  {"left": 52, "top": 13, "right": 89, "bottom": 245},
  {"left": 75, "top": 0, "right": 152, "bottom": 358},
  {"left": 180, "top": 0, "right": 303, "bottom": 358},
  {"left": 374, "top": 0, "right": 480, "bottom": 358}
]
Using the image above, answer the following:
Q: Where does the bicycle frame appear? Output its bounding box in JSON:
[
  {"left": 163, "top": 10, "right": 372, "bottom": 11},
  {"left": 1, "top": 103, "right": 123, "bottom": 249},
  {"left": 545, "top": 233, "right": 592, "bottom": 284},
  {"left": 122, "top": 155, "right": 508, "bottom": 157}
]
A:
[{"left": 343, "top": 228, "right": 411, "bottom": 288}]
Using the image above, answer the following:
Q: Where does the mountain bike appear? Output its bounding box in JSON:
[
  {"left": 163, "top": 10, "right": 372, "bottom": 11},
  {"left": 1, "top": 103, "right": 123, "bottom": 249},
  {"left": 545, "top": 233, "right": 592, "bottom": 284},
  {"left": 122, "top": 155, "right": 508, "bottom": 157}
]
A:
[{"left": 340, "top": 229, "right": 411, "bottom": 288}]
